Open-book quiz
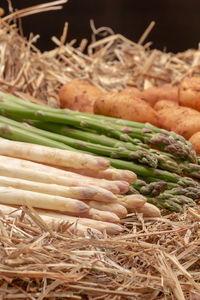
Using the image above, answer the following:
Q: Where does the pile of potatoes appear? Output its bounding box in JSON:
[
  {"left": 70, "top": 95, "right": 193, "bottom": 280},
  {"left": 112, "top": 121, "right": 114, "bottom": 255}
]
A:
[{"left": 59, "top": 77, "right": 200, "bottom": 155}]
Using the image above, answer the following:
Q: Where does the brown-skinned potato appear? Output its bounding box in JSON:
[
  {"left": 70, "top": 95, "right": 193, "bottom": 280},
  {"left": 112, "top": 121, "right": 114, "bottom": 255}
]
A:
[
  {"left": 119, "top": 87, "right": 143, "bottom": 98},
  {"left": 179, "top": 77, "right": 200, "bottom": 111},
  {"left": 173, "top": 115, "right": 200, "bottom": 139},
  {"left": 94, "top": 91, "right": 159, "bottom": 126},
  {"left": 59, "top": 80, "right": 103, "bottom": 113},
  {"left": 157, "top": 106, "right": 200, "bottom": 131},
  {"left": 189, "top": 132, "right": 200, "bottom": 155},
  {"left": 140, "top": 85, "right": 179, "bottom": 106},
  {"left": 154, "top": 99, "right": 179, "bottom": 111}
]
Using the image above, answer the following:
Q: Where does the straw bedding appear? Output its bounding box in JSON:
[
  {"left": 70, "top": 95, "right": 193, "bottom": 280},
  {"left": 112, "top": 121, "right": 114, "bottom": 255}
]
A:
[
  {"left": 0, "top": 2, "right": 200, "bottom": 299},
  {"left": 1, "top": 206, "right": 200, "bottom": 299}
]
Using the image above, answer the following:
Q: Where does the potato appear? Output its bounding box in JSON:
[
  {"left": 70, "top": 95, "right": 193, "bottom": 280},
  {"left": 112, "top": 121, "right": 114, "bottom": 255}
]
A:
[
  {"left": 120, "top": 87, "right": 143, "bottom": 98},
  {"left": 179, "top": 77, "right": 200, "bottom": 111},
  {"left": 157, "top": 106, "right": 200, "bottom": 131},
  {"left": 173, "top": 115, "right": 200, "bottom": 139},
  {"left": 154, "top": 99, "right": 179, "bottom": 111},
  {"left": 141, "top": 85, "right": 179, "bottom": 106},
  {"left": 59, "top": 80, "right": 103, "bottom": 113},
  {"left": 93, "top": 91, "right": 159, "bottom": 126},
  {"left": 189, "top": 132, "right": 200, "bottom": 155}
]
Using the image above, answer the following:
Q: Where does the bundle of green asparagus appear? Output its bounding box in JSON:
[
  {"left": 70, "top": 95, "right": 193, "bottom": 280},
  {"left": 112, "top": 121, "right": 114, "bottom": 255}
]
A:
[{"left": 0, "top": 91, "right": 199, "bottom": 212}]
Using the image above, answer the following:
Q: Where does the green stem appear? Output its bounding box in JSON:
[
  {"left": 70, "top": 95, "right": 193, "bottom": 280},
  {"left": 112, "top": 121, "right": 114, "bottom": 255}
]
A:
[
  {"left": 0, "top": 116, "right": 158, "bottom": 166},
  {"left": 0, "top": 102, "right": 135, "bottom": 143},
  {"left": 30, "top": 120, "right": 158, "bottom": 167},
  {"left": 0, "top": 91, "right": 196, "bottom": 162},
  {"left": 132, "top": 179, "right": 167, "bottom": 197},
  {"left": 0, "top": 122, "right": 74, "bottom": 151},
  {"left": 147, "top": 197, "right": 182, "bottom": 212},
  {"left": 108, "top": 157, "right": 200, "bottom": 188}
]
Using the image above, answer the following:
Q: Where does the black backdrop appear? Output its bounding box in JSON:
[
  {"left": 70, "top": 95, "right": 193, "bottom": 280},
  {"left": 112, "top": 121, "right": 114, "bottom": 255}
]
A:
[{"left": 1, "top": 0, "right": 200, "bottom": 53}]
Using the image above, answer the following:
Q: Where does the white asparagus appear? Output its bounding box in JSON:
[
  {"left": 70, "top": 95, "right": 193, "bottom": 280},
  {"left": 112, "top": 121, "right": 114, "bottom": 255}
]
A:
[
  {"left": 0, "top": 204, "right": 122, "bottom": 234},
  {"left": 0, "top": 162, "right": 122, "bottom": 194},
  {"left": 0, "top": 175, "right": 117, "bottom": 202},
  {"left": 0, "top": 137, "right": 110, "bottom": 170},
  {"left": 0, "top": 156, "right": 129, "bottom": 194},
  {"left": 38, "top": 209, "right": 123, "bottom": 234},
  {"left": 0, "top": 204, "right": 102, "bottom": 236},
  {"left": 117, "top": 194, "right": 147, "bottom": 209},
  {"left": 53, "top": 165, "right": 137, "bottom": 183},
  {"left": 0, "top": 155, "right": 134, "bottom": 186},
  {"left": 67, "top": 207, "right": 120, "bottom": 223},
  {"left": 134, "top": 203, "right": 161, "bottom": 217},
  {"left": 0, "top": 186, "right": 89, "bottom": 213},
  {"left": 85, "top": 200, "right": 128, "bottom": 218}
]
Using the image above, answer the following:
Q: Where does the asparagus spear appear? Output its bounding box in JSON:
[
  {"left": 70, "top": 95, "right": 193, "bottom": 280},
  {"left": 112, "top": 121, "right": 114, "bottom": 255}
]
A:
[
  {"left": 147, "top": 197, "right": 182, "bottom": 212},
  {"left": 0, "top": 174, "right": 118, "bottom": 203},
  {"left": 0, "top": 100, "right": 196, "bottom": 163},
  {"left": 156, "top": 193, "right": 196, "bottom": 207},
  {"left": 0, "top": 120, "right": 75, "bottom": 151},
  {"left": 163, "top": 187, "right": 200, "bottom": 200},
  {"left": 0, "top": 186, "right": 89, "bottom": 213},
  {"left": 132, "top": 179, "right": 168, "bottom": 197},
  {"left": 31, "top": 121, "right": 158, "bottom": 167},
  {"left": 139, "top": 176, "right": 200, "bottom": 196},
  {"left": 76, "top": 117, "right": 195, "bottom": 162},
  {"left": 0, "top": 117, "right": 158, "bottom": 167},
  {"left": 30, "top": 120, "right": 188, "bottom": 174},
  {"left": 65, "top": 113, "right": 195, "bottom": 163},
  {"left": 3, "top": 114, "right": 189, "bottom": 174},
  {"left": 32, "top": 120, "right": 189, "bottom": 173},
  {"left": 0, "top": 102, "right": 136, "bottom": 143},
  {"left": 134, "top": 176, "right": 197, "bottom": 208},
  {"left": 31, "top": 120, "right": 149, "bottom": 150},
  {"left": 62, "top": 112, "right": 196, "bottom": 161},
  {"left": 149, "top": 149, "right": 181, "bottom": 173},
  {"left": 132, "top": 202, "right": 161, "bottom": 217},
  {"left": 0, "top": 90, "right": 196, "bottom": 161},
  {"left": 139, "top": 176, "right": 193, "bottom": 189},
  {"left": 108, "top": 158, "right": 200, "bottom": 188},
  {"left": 133, "top": 176, "right": 200, "bottom": 200},
  {"left": 0, "top": 160, "right": 124, "bottom": 194},
  {"left": 179, "top": 162, "right": 200, "bottom": 179}
]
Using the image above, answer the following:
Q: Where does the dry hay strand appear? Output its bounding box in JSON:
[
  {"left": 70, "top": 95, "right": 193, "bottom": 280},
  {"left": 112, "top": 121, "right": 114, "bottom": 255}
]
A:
[
  {"left": 0, "top": 205, "right": 200, "bottom": 299},
  {"left": 0, "top": 7, "right": 200, "bottom": 107}
]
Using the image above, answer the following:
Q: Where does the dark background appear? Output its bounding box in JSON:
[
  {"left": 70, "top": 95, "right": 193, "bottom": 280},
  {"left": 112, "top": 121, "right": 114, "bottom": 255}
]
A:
[{"left": 1, "top": 0, "right": 200, "bottom": 53}]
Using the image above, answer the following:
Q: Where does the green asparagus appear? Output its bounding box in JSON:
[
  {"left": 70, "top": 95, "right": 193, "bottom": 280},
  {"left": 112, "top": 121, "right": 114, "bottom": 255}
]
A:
[
  {"left": 132, "top": 179, "right": 167, "bottom": 197},
  {"left": 156, "top": 193, "right": 196, "bottom": 207},
  {"left": 147, "top": 197, "right": 182, "bottom": 212},
  {"left": 0, "top": 116, "right": 158, "bottom": 166},
  {"left": 0, "top": 122, "right": 74, "bottom": 151},
  {"left": 32, "top": 121, "right": 185, "bottom": 173},
  {"left": 0, "top": 102, "right": 137, "bottom": 144},
  {"left": 136, "top": 176, "right": 200, "bottom": 200},
  {"left": 0, "top": 96, "right": 196, "bottom": 163},
  {"left": 163, "top": 187, "right": 200, "bottom": 200},
  {"left": 108, "top": 158, "right": 200, "bottom": 188},
  {"left": 179, "top": 162, "right": 200, "bottom": 179}
]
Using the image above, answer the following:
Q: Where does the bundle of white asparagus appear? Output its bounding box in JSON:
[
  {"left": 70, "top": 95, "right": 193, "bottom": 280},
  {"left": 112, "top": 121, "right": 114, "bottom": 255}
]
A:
[{"left": 0, "top": 138, "right": 161, "bottom": 235}]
